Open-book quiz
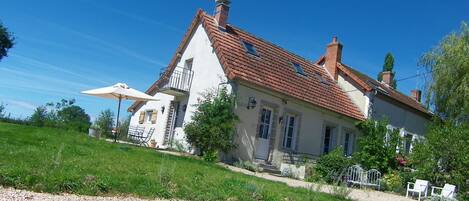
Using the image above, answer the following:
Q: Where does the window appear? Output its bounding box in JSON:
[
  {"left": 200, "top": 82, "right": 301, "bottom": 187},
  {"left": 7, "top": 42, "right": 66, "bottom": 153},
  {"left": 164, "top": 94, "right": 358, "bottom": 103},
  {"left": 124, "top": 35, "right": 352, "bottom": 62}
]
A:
[
  {"left": 292, "top": 62, "right": 306, "bottom": 76},
  {"left": 323, "top": 126, "right": 332, "bottom": 154},
  {"left": 343, "top": 132, "right": 355, "bottom": 156},
  {"left": 258, "top": 108, "right": 272, "bottom": 139},
  {"left": 404, "top": 134, "right": 413, "bottom": 154},
  {"left": 282, "top": 115, "right": 297, "bottom": 149},
  {"left": 145, "top": 110, "right": 153, "bottom": 123},
  {"left": 184, "top": 58, "right": 193, "bottom": 70},
  {"left": 314, "top": 71, "right": 330, "bottom": 85},
  {"left": 243, "top": 41, "right": 258, "bottom": 56}
]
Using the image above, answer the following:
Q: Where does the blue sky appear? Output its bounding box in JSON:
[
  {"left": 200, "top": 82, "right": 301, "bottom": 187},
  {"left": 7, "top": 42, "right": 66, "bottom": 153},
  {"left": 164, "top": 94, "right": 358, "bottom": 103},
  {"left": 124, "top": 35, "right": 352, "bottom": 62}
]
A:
[{"left": 0, "top": 0, "right": 468, "bottom": 121}]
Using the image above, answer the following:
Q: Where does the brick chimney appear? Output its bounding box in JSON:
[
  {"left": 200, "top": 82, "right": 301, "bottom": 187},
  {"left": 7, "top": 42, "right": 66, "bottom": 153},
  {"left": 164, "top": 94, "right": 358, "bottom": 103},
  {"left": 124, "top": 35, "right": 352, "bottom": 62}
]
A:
[
  {"left": 381, "top": 71, "right": 393, "bottom": 87},
  {"left": 411, "top": 89, "right": 422, "bottom": 102},
  {"left": 325, "top": 36, "right": 343, "bottom": 80},
  {"left": 214, "top": 0, "right": 230, "bottom": 28}
]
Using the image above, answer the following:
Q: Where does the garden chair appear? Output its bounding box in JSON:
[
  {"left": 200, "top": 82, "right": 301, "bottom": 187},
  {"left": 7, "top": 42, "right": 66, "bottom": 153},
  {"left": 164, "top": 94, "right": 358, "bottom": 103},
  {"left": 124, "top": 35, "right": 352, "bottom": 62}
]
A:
[
  {"left": 134, "top": 127, "right": 155, "bottom": 147},
  {"left": 431, "top": 184, "right": 456, "bottom": 199},
  {"left": 128, "top": 126, "right": 145, "bottom": 141},
  {"left": 406, "top": 179, "right": 429, "bottom": 201}
]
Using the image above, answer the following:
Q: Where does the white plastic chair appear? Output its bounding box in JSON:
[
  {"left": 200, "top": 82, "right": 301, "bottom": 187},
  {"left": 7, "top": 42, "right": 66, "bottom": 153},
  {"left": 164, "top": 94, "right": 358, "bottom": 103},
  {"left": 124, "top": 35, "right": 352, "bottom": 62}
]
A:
[
  {"left": 406, "top": 179, "right": 429, "bottom": 201},
  {"left": 432, "top": 184, "right": 456, "bottom": 199}
]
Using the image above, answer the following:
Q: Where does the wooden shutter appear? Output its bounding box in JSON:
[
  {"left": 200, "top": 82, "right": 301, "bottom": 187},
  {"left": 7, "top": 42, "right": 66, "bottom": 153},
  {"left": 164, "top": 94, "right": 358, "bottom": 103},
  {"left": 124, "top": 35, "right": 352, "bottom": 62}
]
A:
[
  {"left": 138, "top": 111, "right": 145, "bottom": 124},
  {"left": 151, "top": 110, "right": 158, "bottom": 124}
]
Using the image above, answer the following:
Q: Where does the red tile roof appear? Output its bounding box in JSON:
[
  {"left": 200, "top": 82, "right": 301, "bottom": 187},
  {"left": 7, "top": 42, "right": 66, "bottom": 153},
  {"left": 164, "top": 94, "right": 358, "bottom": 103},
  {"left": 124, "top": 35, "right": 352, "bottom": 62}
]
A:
[{"left": 129, "top": 10, "right": 365, "bottom": 120}]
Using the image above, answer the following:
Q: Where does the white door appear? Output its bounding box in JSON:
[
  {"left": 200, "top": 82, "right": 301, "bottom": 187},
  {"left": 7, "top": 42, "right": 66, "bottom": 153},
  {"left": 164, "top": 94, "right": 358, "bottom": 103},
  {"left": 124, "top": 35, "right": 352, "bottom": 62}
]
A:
[
  {"left": 282, "top": 114, "right": 297, "bottom": 149},
  {"left": 255, "top": 107, "right": 273, "bottom": 160},
  {"left": 182, "top": 59, "right": 193, "bottom": 90}
]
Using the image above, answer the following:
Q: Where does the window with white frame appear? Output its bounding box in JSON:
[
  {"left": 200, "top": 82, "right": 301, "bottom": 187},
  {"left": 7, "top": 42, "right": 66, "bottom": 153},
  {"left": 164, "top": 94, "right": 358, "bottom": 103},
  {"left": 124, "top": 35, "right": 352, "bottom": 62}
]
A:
[
  {"left": 282, "top": 114, "right": 297, "bottom": 149},
  {"left": 403, "top": 133, "right": 413, "bottom": 154}
]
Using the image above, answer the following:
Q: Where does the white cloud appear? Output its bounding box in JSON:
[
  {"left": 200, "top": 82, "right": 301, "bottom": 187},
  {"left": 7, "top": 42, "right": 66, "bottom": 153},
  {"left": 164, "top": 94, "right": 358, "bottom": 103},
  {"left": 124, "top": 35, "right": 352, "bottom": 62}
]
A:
[{"left": 1, "top": 98, "right": 37, "bottom": 110}]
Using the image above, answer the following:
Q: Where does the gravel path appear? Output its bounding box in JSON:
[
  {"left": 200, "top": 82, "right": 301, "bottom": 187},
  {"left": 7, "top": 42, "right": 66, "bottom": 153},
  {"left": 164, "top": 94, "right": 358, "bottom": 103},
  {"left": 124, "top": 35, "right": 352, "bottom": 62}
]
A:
[
  {"left": 221, "top": 164, "right": 414, "bottom": 201},
  {"left": 0, "top": 186, "right": 172, "bottom": 201}
]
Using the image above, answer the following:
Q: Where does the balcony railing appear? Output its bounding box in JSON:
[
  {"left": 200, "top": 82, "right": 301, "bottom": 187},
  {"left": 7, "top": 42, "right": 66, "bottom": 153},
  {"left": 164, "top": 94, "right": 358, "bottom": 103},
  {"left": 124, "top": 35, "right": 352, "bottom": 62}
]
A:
[{"left": 159, "top": 67, "right": 194, "bottom": 96}]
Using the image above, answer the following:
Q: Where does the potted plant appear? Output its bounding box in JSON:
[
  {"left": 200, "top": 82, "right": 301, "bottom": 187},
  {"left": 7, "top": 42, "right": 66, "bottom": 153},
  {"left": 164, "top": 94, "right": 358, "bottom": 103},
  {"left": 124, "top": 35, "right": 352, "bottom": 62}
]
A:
[{"left": 150, "top": 139, "right": 157, "bottom": 148}]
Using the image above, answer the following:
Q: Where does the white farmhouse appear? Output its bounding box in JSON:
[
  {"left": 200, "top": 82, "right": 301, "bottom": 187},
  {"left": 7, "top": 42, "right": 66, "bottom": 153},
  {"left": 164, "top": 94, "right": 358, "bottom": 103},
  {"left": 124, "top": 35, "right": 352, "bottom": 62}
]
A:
[{"left": 128, "top": 1, "right": 432, "bottom": 168}]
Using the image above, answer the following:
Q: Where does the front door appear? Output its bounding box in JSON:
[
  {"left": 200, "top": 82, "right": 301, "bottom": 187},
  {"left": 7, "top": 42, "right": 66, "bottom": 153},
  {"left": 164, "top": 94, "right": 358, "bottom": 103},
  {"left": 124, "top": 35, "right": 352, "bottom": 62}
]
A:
[{"left": 255, "top": 107, "right": 273, "bottom": 160}]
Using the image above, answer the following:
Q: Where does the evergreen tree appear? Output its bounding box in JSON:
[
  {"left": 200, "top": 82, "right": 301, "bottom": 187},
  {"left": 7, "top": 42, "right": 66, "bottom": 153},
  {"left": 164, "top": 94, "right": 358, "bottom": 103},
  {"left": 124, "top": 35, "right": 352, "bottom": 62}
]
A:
[{"left": 378, "top": 53, "right": 397, "bottom": 88}]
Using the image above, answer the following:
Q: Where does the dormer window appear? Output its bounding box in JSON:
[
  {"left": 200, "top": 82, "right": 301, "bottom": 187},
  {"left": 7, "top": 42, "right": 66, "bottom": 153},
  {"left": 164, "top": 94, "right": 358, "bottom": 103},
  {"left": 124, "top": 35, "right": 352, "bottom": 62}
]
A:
[
  {"left": 292, "top": 62, "right": 306, "bottom": 76},
  {"left": 242, "top": 41, "right": 258, "bottom": 56}
]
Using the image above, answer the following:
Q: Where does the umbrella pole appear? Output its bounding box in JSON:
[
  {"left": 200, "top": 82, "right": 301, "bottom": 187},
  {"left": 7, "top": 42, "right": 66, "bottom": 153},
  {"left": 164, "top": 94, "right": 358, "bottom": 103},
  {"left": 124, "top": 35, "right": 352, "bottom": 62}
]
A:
[{"left": 115, "top": 96, "right": 122, "bottom": 143}]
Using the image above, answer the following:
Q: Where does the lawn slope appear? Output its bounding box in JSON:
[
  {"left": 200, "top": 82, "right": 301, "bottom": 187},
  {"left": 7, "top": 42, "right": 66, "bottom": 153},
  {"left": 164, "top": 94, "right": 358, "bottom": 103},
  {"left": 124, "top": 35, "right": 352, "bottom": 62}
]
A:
[{"left": 0, "top": 122, "right": 347, "bottom": 201}]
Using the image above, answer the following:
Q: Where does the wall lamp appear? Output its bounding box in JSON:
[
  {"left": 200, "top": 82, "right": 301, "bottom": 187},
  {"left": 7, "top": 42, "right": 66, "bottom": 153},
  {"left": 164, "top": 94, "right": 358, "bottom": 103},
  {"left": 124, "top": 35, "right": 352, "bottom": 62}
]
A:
[
  {"left": 161, "top": 106, "right": 165, "bottom": 114},
  {"left": 247, "top": 97, "right": 257, "bottom": 110}
]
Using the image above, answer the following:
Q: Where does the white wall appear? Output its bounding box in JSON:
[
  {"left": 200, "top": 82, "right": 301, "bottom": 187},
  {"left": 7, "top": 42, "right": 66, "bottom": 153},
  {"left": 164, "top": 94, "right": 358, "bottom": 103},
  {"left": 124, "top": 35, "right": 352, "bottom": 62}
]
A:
[
  {"left": 129, "top": 93, "right": 174, "bottom": 147},
  {"left": 337, "top": 73, "right": 369, "bottom": 117},
  {"left": 130, "top": 23, "right": 228, "bottom": 148},
  {"left": 372, "top": 96, "right": 429, "bottom": 136},
  {"left": 171, "top": 23, "right": 229, "bottom": 144},
  {"left": 232, "top": 83, "right": 359, "bottom": 166}
]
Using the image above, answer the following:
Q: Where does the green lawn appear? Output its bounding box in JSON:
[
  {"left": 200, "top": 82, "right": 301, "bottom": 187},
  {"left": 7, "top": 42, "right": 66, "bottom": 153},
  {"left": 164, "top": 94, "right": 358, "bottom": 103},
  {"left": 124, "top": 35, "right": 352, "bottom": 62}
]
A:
[{"left": 0, "top": 122, "right": 347, "bottom": 201}]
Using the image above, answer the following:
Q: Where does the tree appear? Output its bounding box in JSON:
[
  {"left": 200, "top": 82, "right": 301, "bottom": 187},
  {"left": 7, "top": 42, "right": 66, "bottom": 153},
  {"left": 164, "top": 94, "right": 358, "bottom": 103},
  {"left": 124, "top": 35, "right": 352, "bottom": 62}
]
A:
[
  {"left": 184, "top": 87, "right": 238, "bottom": 161},
  {"left": 0, "top": 102, "right": 5, "bottom": 118},
  {"left": 420, "top": 22, "right": 469, "bottom": 122},
  {"left": 57, "top": 105, "right": 91, "bottom": 132},
  {"left": 30, "top": 106, "right": 48, "bottom": 127},
  {"left": 0, "top": 21, "right": 15, "bottom": 61},
  {"left": 95, "top": 109, "right": 114, "bottom": 138},
  {"left": 354, "top": 119, "right": 401, "bottom": 173},
  {"left": 411, "top": 121, "right": 469, "bottom": 200},
  {"left": 117, "top": 115, "right": 131, "bottom": 140},
  {"left": 377, "top": 53, "right": 397, "bottom": 88}
]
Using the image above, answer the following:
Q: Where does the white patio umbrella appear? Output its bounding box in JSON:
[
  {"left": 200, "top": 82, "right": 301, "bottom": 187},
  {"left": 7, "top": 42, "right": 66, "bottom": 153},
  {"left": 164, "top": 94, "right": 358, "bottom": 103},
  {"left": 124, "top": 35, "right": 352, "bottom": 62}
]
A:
[{"left": 81, "top": 83, "right": 159, "bottom": 142}]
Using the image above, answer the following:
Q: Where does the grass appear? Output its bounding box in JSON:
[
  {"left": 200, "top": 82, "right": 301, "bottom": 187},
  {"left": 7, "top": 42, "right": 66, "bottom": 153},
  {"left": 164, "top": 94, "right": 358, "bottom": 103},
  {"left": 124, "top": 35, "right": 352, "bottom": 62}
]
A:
[{"left": 0, "top": 122, "right": 349, "bottom": 201}]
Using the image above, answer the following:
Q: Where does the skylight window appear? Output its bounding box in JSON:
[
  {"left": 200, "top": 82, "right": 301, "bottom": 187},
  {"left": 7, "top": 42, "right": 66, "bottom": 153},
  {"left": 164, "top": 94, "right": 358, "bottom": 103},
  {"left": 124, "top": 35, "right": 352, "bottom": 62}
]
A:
[
  {"left": 314, "top": 71, "right": 330, "bottom": 85},
  {"left": 292, "top": 62, "right": 306, "bottom": 76},
  {"left": 242, "top": 41, "right": 258, "bottom": 56}
]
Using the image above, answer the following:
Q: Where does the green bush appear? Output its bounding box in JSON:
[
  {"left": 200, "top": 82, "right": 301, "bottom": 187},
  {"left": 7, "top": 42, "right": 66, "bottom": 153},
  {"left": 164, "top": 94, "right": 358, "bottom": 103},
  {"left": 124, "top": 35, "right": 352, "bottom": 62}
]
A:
[
  {"left": 411, "top": 121, "right": 469, "bottom": 200},
  {"left": 314, "top": 147, "right": 351, "bottom": 183},
  {"left": 354, "top": 119, "right": 401, "bottom": 173},
  {"left": 184, "top": 87, "right": 238, "bottom": 161},
  {"left": 382, "top": 171, "right": 403, "bottom": 193}
]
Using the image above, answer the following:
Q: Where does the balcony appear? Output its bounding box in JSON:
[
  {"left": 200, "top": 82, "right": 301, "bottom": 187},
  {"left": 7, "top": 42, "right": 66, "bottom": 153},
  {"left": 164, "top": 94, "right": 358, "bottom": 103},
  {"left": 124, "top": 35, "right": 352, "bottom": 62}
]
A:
[{"left": 159, "top": 67, "right": 194, "bottom": 96}]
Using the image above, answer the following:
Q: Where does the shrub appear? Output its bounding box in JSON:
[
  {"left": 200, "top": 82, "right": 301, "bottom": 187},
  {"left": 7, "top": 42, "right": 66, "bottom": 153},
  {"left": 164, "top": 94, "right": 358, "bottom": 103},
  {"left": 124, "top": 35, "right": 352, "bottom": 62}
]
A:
[
  {"left": 411, "top": 121, "right": 469, "bottom": 200},
  {"left": 94, "top": 109, "right": 114, "bottom": 138},
  {"left": 314, "top": 147, "right": 351, "bottom": 183},
  {"left": 354, "top": 119, "right": 401, "bottom": 173},
  {"left": 382, "top": 171, "right": 403, "bottom": 193},
  {"left": 234, "top": 160, "right": 262, "bottom": 172},
  {"left": 184, "top": 87, "right": 238, "bottom": 162}
]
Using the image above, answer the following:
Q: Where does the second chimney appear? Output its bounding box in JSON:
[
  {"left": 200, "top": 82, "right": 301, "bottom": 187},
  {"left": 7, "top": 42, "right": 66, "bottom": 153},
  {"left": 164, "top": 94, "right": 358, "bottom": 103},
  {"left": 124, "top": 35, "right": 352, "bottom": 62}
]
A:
[
  {"left": 381, "top": 71, "right": 394, "bottom": 87},
  {"left": 325, "top": 36, "right": 343, "bottom": 80},
  {"left": 215, "top": 0, "right": 230, "bottom": 28},
  {"left": 411, "top": 89, "right": 422, "bottom": 102}
]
